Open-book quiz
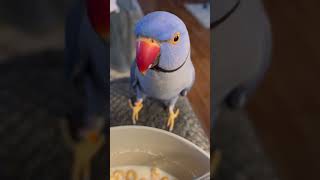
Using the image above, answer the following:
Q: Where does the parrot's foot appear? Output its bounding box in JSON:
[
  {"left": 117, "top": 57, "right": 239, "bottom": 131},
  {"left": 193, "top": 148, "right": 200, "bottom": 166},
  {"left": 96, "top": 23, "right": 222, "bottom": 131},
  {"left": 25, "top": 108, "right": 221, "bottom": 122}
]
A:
[
  {"left": 72, "top": 130, "right": 104, "bottom": 180},
  {"left": 128, "top": 99, "right": 143, "bottom": 124},
  {"left": 167, "top": 109, "right": 180, "bottom": 131},
  {"left": 60, "top": 120, "right": 105, "bottom": 180}
]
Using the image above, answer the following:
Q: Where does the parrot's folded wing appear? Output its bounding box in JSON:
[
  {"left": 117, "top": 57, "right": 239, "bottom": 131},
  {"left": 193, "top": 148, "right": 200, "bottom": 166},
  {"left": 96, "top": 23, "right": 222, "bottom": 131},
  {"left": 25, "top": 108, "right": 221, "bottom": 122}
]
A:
[
  {"left": 184, "top": 60, "right": 196, "bottom": 93},
  {"left": 65, "top": 1, "right": 85, "bottom": 80},
  {"left": 130, "top": 61, "right": 138, "bottom": 89}
]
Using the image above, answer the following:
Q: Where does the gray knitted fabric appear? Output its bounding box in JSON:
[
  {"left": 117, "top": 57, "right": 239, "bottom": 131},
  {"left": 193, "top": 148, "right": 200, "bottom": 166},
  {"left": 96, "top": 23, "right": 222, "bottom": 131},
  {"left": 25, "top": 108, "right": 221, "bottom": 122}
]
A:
[{"left": 110, "top": 78, "right": 210, "bottom": 153}]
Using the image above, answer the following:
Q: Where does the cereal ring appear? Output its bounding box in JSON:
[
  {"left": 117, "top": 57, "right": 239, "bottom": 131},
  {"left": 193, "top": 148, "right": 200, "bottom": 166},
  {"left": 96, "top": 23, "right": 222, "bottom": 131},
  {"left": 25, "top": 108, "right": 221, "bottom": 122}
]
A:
[
  {"left": 151, "top": 167, "right": 160, "bottom": 180},
  {"left": 113, "top": 170, "right": 125, "bottom": 179},
  {"left": 126, "top": 169, "right": 137, "bottom": 180}
]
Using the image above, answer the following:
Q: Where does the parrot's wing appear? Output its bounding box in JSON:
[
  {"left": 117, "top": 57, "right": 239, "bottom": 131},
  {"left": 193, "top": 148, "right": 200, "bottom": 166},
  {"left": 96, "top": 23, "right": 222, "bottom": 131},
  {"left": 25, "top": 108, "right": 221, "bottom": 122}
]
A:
[
  {"left": 184, "top": 58, "right": 196, "bottom": 90},
  {"left": 64, "top": 0, "right": 85, "bottom": 80},
  {"left": 181, "top": 61, "right": 195, "bottom": 96},
  {"left": 130, "top": 61, "right": 138, "bottom": 89}
]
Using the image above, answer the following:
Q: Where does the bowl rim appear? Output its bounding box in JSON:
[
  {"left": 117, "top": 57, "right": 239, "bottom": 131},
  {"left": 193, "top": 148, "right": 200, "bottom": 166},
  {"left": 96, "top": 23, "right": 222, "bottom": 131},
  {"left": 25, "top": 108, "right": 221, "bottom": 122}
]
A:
[{"left": 110, "top": 125, "right": 210, "bottom": 159}]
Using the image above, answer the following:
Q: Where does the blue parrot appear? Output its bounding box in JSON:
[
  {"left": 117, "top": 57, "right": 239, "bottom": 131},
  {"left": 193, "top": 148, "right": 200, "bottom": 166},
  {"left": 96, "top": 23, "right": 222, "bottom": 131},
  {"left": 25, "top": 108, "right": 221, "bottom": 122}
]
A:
[
  {"left": 63, "top": 1, "right": 107, "bottom": 179},
  {"left": 129, "top": 11, "right": 195, "bottom": 131},
  {"left": 64, "top": 0, "right": 107, "bottom": 139}
]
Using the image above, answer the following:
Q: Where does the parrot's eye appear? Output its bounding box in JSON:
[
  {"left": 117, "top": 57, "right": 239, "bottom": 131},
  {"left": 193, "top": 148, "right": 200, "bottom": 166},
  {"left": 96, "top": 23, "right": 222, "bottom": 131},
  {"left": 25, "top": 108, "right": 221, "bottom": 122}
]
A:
[
  {"left": 174, "top": 35, "right": 179, "bottom": 42},
  {"left": 169, "top": 32, "right": 180, "bottom": 45}
]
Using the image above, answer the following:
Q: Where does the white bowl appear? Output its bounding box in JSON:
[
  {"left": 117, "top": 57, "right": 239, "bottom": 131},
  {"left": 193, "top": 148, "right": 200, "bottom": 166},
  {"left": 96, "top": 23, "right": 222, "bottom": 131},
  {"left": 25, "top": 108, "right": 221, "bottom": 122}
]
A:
[{"left": 110, "top": 126, "right": 210, "bottom": 179}]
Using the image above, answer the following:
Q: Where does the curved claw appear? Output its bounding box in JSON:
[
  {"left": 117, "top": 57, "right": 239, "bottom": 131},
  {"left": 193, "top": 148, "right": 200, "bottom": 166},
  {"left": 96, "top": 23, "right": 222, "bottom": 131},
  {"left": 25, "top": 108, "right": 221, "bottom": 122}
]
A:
[
  {"left": 128, "top": 99, "right": 143, "bottom": 124},
  {"left": 167, "top": 109, "right": 179, "bottom": 131}
]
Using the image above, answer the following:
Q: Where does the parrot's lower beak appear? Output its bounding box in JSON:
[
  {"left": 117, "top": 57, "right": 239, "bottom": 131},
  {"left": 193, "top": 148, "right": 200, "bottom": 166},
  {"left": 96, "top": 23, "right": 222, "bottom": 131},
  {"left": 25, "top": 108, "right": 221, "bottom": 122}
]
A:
[{"left": 136, "top": 37, "right": 160, "bottom": 75}]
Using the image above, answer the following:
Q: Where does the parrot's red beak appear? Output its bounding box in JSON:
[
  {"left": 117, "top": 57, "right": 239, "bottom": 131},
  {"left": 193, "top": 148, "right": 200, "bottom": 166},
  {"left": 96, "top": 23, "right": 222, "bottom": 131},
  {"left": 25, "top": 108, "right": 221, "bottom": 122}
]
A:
[{"left": 136, "top": 37, "right": 160, "bottom": 75}]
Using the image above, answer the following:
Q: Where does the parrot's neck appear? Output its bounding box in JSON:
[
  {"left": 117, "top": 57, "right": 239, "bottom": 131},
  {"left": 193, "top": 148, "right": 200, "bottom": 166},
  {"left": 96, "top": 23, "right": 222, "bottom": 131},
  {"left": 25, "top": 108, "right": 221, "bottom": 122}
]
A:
[
  {"left": 151, "top": 49, "right": 190, "bottom": 73},
  {"left": 85, "top": 0, "right": 109, "bottom": 40}
]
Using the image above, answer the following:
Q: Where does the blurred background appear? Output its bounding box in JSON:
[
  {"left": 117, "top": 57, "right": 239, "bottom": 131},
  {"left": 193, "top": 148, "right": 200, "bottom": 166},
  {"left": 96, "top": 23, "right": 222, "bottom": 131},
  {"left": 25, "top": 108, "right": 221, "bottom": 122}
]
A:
[
  {"left": 214, "top": 0, "right": 320, "bottom": 180},
  {"left": 246, "top": 0, "right": 320, "bottom": 180},
  {"left": 0, "top": 0, "right": 67, "bottom": 59},
  {"left": 0, "top": 0, "right": 106, "bottom": 179}
]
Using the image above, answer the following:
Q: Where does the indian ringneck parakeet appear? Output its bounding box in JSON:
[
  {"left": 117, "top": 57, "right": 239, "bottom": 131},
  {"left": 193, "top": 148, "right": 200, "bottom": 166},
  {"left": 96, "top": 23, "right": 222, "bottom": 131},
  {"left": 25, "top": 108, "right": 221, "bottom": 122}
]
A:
[
  {"left": 65, "top": 0, "right": 108, "bottom": 138},
  {"left": 64, "top": 0, "right": 107, "bottom": 179},
  {"left": 129, "top": 11, "right": 195, "bottom": 131}
]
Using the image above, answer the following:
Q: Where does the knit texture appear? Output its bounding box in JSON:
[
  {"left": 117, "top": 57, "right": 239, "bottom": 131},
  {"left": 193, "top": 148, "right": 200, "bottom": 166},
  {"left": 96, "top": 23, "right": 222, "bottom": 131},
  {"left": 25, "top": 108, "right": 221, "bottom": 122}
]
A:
[{"left": 110, "top": 78, "right": 209, "bottom": 153}]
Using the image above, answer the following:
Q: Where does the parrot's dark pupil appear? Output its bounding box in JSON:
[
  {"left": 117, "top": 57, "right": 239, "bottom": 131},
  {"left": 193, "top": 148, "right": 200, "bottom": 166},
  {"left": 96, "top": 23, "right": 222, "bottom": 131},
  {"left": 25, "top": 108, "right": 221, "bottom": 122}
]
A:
[{"left": 174, "top": 36, "right": 179, "bottom": 42}]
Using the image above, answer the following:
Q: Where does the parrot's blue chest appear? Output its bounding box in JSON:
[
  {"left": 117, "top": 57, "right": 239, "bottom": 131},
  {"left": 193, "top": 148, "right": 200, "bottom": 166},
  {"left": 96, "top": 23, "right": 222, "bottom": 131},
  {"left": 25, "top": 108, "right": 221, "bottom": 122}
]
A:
[{"left": 136, "top": 59, "right": 194, "bottom": 101}]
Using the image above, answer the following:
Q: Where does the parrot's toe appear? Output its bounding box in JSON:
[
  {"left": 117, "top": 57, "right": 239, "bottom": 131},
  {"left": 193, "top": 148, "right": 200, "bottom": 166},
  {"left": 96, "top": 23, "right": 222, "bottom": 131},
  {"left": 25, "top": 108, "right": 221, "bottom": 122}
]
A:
[
  {"left": 70, "top": 130, "right": 105, "bottom": 180},
  {"left": 128, "top": 99, "right": 143, "bottom": 124},
  {"left": 167, "top": 109, "right": 179, "bottom": 131}
]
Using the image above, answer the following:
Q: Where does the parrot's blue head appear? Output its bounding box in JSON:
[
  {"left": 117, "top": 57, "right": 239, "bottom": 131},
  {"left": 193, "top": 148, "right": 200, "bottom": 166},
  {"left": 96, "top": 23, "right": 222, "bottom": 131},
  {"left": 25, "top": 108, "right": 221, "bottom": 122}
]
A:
[{"left": 134, "top": 11, "right": 190, "bottom": 74}]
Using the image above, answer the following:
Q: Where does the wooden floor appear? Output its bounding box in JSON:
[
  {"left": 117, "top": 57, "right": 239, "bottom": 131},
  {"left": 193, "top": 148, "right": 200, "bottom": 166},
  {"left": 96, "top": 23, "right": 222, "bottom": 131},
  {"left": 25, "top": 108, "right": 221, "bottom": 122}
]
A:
[
  {"left": 138, "top": 0, "right": 211, "bottom": 135},
  {"left": 247, "top": 0, "right": 320, "bottom": 180}
]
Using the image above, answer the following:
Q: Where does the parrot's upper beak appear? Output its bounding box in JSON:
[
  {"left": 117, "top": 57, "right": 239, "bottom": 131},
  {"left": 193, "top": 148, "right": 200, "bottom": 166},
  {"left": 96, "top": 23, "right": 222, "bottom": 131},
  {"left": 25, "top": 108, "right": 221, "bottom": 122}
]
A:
[{"left": 136, "top": 37, "right": 160, "bottom": 75}]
